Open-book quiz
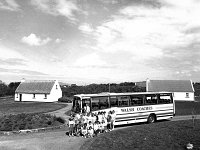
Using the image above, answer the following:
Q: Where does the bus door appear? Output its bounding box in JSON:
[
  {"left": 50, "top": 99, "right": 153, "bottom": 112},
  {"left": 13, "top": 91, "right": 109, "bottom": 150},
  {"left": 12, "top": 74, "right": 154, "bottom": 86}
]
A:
[{"left": 82, "top": 98, "right": 91, "bottom": 113}]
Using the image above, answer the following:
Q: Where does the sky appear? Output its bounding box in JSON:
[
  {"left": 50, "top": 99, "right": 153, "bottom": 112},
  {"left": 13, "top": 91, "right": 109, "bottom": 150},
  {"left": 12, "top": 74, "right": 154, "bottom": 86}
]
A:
[{"left": 0, "top": 0, "right": 200, "bottom": 85}]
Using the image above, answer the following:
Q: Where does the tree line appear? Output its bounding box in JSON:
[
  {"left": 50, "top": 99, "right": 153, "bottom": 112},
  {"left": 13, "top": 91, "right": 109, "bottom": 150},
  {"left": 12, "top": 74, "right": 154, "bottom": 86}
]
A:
[
  {"left": 0, "top": 81, "right": 20, "bottom": 97},
  {"left": 61, "top": 82, "right": 146, "bottom": 97},
  {"left": 1, "top": 80, "right": 200, "bottom": 98}
]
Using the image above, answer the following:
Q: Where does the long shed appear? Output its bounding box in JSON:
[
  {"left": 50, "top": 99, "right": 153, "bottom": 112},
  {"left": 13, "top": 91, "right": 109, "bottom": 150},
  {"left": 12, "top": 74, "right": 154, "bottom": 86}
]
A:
[{"left": 146, "top": 79, "right": 194, "bottom": 101}]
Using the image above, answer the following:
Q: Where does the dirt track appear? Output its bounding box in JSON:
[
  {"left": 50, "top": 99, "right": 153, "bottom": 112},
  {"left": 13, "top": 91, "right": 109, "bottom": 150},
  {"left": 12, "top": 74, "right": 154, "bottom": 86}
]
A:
[{"left": 0, "top": 129, "right": 88, "bottom": 150}]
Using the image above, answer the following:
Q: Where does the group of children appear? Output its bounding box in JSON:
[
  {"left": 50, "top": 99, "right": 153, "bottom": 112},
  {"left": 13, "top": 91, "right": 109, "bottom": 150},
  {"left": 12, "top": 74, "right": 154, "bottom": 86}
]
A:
[{"left": 68, "top": 110, "right": 116, "bottom": 138}]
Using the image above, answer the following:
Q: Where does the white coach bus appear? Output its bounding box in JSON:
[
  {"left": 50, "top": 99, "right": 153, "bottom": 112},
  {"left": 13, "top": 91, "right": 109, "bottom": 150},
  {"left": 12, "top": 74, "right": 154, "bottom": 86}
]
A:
[{"left": 72, "top": 92, "right": 175, "bottom": 125}]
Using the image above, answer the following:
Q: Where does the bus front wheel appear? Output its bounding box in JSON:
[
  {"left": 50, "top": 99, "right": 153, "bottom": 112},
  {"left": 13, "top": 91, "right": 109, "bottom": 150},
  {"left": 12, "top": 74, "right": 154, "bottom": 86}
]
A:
[{"left": 147, "top": 114, "right": 156, "bottom": 123}]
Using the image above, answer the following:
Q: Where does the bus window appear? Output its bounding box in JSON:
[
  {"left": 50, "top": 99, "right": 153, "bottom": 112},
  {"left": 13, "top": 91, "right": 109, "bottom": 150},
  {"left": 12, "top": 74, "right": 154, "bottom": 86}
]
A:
[
  {"left": 145, "top": 94, "right": 157, "bottom": 105},
  {"left": 99, "top": 97, "right": 109, "bottom": 110},
  {"left": 91, "top": 97, "right": 99, "bottom": 111},
  {"left": 118, "top": 96, "right": 130, "bottom": 107},
  {"left": 158, "top": 94, "right": 172, "bottom": 104},
  {"left": 110, "top": 96, "right": 118, "bottom": 107},
  {"left": 130, "top": 95, "right": 143, "bottom": 106}
]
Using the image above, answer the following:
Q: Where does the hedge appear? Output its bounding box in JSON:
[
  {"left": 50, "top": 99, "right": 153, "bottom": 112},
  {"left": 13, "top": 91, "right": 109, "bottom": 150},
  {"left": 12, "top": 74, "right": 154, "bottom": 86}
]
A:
[{"left": 0, "top": 113, "right": 65, "bottom": 131}]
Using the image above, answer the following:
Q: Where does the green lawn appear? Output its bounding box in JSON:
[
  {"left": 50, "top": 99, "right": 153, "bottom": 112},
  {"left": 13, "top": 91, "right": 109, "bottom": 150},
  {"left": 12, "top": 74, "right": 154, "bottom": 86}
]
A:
[
  {"left": 0, "top": 96, "right": 67, "bottom": 116},
  {"left": 81, "top": 119, "right": 200, "bottom": 150}
]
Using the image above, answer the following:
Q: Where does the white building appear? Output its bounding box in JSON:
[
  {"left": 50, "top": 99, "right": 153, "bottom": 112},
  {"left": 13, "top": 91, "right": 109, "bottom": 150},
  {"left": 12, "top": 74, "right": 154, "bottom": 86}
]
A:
[
  {"left": 15, "top": 80, "right": 62, "bottom": 102},
  {"left": 146, "top": 79, "right": 195, "bottom": 101}
]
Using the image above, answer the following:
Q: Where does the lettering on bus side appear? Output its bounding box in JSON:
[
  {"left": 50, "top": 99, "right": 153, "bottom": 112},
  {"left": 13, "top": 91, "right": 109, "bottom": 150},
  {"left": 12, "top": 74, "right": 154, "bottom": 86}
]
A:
[
  {"left": 121, "top": 108, "right": 134, "bottom": 112},
  {"left": 137, "top": 106, "right": 153, "bottom": 111}
]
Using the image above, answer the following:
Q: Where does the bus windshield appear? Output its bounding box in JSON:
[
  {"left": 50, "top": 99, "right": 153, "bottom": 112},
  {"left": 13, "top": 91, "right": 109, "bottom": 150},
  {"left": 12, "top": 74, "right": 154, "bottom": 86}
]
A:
[{"left": 72, "top": 96, "right": 81, "bottom": 113}]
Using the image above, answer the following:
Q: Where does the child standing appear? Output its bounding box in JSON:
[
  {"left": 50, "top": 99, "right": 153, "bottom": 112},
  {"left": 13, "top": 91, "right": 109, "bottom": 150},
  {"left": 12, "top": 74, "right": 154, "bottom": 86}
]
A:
[
  {"left": 82, "top": 113, "right": 88, "bottom": 124},
  {"left": 102, "top": 112, "right": 107, "bottom": 132},
  {"left": 74, "top": 115, "right": 79, "bottom": 136},
  {"left": 87, "top": 121, "right": 94, "bottom": 138},
  {"left": 68, "top": 117, "right": 75, "bottom": 136},
  {"left": 98, "top": 112, "right": 103, "bottom": 123},
  {"left": 110, "top": 110, "right": 116, "bottom": 130},
  {"left": 91, "top": 113, "right": 96, "bottom": 124},
  {"left": 107, "top": 111, "right": 112, "bottom": 131}
]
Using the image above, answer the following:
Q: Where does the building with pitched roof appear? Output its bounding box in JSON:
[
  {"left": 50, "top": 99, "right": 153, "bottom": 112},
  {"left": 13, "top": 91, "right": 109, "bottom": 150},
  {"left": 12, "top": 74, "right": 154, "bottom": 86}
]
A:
[
  {"left": 15, "top": 80, "right": 62, "bottom": 102},
  {"left": 146, "top": 79, "right": 194, "bottom": 101}
]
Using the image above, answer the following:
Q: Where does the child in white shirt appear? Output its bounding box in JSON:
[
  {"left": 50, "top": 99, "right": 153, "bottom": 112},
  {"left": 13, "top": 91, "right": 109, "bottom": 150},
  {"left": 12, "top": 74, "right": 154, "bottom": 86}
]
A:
[
  {"left": 110, "top": 110, "right": 116, "bottom": 130},
  {"left": 81, "top": 123, "right": 87, "bottom": 138},
  {"left": 87, "top": 121, "right": 94, "bottom": 138},
  {"left": 82, "top": 113, "right": 88, "bottom": 124},
  {"left": 98, "top": 112, "right": 103, "bottom": 123},
  {"left": 68, "top": 117, "right": 75, "bottom": 136},
  {"left": 91, "top": 113, "right": 96, "bottom": 124}
]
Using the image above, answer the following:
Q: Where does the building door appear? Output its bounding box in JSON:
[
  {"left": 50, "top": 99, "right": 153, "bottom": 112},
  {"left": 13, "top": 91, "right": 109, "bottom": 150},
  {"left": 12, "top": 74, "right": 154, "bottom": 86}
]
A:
[{"left": 19, "top": 94, "right": 22, "bottom": 102}]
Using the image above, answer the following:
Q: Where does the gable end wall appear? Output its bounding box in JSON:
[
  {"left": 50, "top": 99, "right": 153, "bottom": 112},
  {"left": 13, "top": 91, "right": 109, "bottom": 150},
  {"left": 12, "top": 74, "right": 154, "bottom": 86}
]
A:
[{"left": 173, "top": 92, "right": 194, "bottom": 101}]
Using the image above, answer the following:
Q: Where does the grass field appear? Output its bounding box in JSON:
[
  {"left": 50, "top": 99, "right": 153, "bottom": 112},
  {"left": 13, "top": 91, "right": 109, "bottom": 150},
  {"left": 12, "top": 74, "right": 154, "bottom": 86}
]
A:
[
  {"left": 0, "top": 96, "right": 67, "bottom": 116},
  {"left": 81, "top": 119, "right": 200, "bottom": 150}
]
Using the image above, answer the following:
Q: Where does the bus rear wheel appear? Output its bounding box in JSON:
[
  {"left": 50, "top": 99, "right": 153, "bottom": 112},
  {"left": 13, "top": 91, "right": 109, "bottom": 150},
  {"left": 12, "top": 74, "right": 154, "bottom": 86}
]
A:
[{"left": 147, "top": 114, "right": 156, "bottom": 123}]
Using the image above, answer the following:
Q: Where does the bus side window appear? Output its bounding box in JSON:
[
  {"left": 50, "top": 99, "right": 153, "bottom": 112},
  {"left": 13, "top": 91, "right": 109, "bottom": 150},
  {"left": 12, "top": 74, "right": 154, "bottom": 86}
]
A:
[
  {"left": 118, "top": 96, "right": 129, "bottom": 107},
  {"left": 145, "top": 95, "right": 157, "bottom": 105},
  {"left": 110, "top": 97, "right": 118, "bottom": 107},
  {"left": 158, "top": 94, "right": 172, "bottom": 104},
  {"left": 99, "top": 97, "right": 109, "bottom": 110},
  {"left": 91, "top": 98, "right": 99, "bottom": 111},
  {"left": 130, "top": 95, "right": 143, "bottom": 106}
]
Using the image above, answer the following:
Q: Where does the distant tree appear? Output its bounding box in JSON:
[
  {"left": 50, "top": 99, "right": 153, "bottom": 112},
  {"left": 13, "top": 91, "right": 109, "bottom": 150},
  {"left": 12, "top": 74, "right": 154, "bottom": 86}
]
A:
[
  {"left": 8, "top": 82, "right": 20, "bottom": 89},
  {"left": 7, "top": 82, "right": 20, "bottom": 95},
  {"left": 0, "top": 82, "right": 8, "bottom": 97},
  {"left": 193, "top": 82, "right": 200, "bottom": 96}
]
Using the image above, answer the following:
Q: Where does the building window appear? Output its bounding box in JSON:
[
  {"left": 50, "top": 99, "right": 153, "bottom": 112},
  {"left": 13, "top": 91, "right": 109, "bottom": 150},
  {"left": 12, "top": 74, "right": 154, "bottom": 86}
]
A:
[
  {"left": 186, "top": 93, "right": 189, "bottom": 98},
  {"left": 33, "top": 94, "right": 35, "bottom": 99},
  {"left": 56, "top": 85, "right": 58, "bottom": 89},
  {"left": 44, "top": 94, "right": 47, "bottom": 99},
  {"left": 16, "top": 93, "right": 18, "bottom": 98}
]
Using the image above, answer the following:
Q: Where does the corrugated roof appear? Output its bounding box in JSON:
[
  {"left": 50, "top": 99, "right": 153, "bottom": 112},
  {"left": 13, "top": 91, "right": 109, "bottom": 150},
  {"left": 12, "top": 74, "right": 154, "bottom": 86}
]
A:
[
  {"left": 147, "top": 80, "right": 194, "bottom": 92},
  {"left": 15, "top": 80, "right": 55, "bottom": 94}
]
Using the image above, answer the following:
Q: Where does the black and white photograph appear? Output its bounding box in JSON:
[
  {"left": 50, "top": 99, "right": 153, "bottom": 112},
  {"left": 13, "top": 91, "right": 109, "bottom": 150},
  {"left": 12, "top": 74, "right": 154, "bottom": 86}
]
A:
[{"left": 0, "top": 0, "right": 200, "bottom": 149}]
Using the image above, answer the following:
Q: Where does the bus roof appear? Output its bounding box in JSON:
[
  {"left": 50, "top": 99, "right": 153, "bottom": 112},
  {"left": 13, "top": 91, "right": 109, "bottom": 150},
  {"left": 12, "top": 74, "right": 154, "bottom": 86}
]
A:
[{"left": 74, "top": 91, "right": 172, "bottom": 99}]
